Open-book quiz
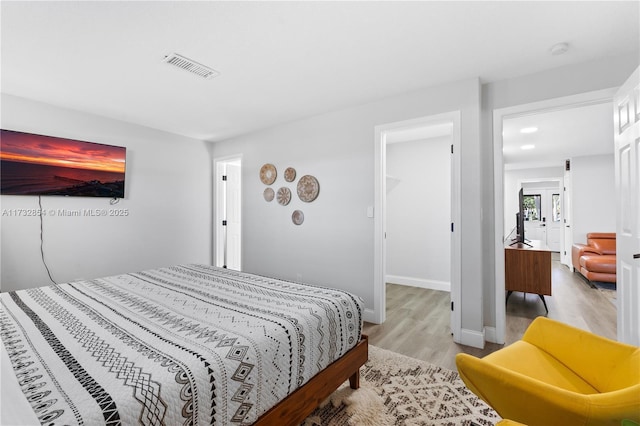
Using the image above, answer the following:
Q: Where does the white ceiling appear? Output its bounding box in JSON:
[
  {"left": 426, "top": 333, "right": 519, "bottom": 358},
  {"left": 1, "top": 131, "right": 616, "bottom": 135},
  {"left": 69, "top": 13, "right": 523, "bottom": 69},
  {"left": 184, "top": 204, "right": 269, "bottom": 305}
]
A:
[
  {"left": 382, "top": 100, "right": 613, "bottom": 167},
  {"left": 502, "top": 101, "right": 615, "bottom": 169},
  {"left": 1, "top": 1, "right": 638, "bottom": 144},
  {"left": 385, "top": 122, "right": 453, "bottom": 144}
]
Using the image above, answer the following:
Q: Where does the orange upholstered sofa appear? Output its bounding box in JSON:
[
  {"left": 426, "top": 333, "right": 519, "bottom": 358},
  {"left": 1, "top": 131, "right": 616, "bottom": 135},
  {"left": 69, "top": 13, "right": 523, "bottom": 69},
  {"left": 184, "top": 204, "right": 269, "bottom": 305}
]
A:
[{"left": 571, "top": 232, "right": 616, "bottom": 284}]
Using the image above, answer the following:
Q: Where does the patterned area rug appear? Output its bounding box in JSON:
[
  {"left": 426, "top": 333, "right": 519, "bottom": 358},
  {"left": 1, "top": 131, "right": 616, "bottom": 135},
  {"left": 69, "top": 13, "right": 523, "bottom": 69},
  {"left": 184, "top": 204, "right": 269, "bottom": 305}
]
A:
[{"left": 303, "top": 345, "right": 500, "bottom": 426}]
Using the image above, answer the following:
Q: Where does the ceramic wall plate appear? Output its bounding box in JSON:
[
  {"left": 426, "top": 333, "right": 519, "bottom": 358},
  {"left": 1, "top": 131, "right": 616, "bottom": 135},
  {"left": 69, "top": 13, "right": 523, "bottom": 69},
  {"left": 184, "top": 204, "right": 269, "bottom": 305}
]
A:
[
  {"left": 260, "top": 163, "right": 277, "bottom": 185},
  {"left": 297, "top": 175, "right": 319, "bottom": 202},
  {"left": 277, "top": 187, "right": 292, "bottom": 205},
  {"left": 284, "top": 167, "right": 296, "bottom": 182},
  {"left": 263, "top": 187, "right": 275, "bottom": 202},
  {"left": 292, "top": 210, "right": 304, "bottom": 225}
]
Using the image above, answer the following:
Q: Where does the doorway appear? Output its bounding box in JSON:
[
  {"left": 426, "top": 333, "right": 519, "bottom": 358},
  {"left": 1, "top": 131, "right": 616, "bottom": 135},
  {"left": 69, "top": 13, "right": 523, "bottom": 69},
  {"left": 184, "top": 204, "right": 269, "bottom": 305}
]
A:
[
  {"left": 493, "top": 87, "right": 618, "bottom": 344},
  {"left": 521, "top": 180, "right": 563, "bottom": 252},
  {"left": 386, "top": 127, "right": 452, "bottom": 291},
  {"left": 213, "top": 155, "right": 242, "bottom": 270},
  {"left": 374, "top": 111, "right": 461, "bottom": 343}
]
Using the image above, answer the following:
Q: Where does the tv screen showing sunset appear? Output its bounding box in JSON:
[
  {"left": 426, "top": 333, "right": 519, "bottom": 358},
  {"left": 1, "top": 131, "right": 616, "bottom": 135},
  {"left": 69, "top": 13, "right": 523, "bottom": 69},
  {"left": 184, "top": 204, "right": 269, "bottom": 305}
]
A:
[{"left": 1, "top": 129, "right": 126, "bottom": 197}]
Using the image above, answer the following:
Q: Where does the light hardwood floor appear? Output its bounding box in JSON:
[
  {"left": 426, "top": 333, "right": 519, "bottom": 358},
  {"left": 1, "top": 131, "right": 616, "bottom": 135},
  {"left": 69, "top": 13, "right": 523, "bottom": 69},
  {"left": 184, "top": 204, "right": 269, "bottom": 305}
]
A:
[{"left": 363, "top": 254, "right": 617, "bottom": 371}]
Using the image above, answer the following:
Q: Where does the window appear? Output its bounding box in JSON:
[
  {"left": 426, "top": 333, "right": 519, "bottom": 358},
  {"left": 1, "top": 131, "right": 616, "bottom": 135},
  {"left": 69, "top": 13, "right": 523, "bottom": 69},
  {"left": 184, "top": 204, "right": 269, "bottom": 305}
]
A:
[
  {"left": 523, "top": 194, "right": 541, "bottom": 221},
  {"left": 552, "top": 193, "right": 561, "bottom": 222}
]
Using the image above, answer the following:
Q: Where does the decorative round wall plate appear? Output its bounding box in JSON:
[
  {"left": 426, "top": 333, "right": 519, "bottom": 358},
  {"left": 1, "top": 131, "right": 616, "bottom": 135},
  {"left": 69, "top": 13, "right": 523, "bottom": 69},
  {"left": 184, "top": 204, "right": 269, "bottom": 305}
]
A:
[
  {"left": 260, "top": 163, "right": 277, "bottom": 185},
  {"left": 277, "top": 187, "right": 292, "bottom": 205},
  {"left": 292, "top": 210, "right": 304, "bottom": 225},
  {"left": 297, "top": 175, "right": 319, "bottom": 202},
  {"left": 263, "top": 187, "right": 275, "bottom": 202},
  {"left": 284, "top": 167, "right": 296, "bottom": 182}
]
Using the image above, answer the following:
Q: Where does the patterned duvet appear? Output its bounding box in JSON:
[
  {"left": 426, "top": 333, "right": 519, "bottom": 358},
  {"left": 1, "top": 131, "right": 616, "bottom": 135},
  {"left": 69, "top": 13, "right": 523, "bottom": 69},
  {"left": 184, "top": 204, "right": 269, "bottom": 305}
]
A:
[{"left": 0, "top": 264, "right": 363, "bottom": 425}]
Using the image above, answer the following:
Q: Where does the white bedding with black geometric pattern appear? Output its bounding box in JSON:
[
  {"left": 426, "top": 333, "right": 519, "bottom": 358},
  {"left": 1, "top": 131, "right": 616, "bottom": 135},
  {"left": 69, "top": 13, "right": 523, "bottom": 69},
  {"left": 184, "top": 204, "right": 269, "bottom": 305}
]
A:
[{"left": 0, "top": 264, "right": 363, "bottom": 425}]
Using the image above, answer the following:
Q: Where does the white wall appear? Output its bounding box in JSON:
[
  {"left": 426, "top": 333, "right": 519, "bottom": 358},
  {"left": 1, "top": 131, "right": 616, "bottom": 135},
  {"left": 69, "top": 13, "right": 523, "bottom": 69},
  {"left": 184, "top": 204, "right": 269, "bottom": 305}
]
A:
[
  {"left": 211, "top": 77, "right": 482, "bottom": 332},
  {"left": 481, "top": 52, "right": 638, "bottom": 332},
  {"left": 570, "top": 154, "right": 616, "bottom": 244},
  {"left": 386, "top": 136, "right": 451, "bottom": 290},
  {"left": 503, "top": 166, "right": 563, "bottom": 237},
  {"left": 0, "top": 94, "right": 212, "bottom": 292}
]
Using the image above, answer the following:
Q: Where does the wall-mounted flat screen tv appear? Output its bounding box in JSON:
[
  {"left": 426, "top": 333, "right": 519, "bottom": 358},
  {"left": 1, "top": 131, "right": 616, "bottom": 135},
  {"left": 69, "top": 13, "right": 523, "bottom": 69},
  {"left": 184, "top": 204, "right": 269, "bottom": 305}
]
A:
[{"left": 1, "top": 129, "right": 126, "bottom": 198}]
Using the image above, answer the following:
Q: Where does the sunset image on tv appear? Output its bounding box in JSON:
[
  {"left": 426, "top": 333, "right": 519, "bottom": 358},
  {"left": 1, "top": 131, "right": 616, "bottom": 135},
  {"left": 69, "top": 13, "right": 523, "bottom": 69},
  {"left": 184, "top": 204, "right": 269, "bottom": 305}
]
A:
[{"left": 1, "top": 129, "right": 126, "bottom": 197}]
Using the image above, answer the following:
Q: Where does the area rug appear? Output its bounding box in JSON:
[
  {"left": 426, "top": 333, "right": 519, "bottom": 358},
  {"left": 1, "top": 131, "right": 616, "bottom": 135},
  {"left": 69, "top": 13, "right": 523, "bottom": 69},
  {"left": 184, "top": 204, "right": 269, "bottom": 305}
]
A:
[
  {"left": 302, "top": 345, "right": 501, "bottom": 426},
  {"left": 594, "top": 281, "right": 617, "bottom": 307}
]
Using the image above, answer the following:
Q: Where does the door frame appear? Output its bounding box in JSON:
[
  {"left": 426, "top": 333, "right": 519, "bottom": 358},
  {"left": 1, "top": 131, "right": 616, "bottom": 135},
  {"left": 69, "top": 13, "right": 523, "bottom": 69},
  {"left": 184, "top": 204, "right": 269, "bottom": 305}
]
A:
[
  {"left": 213, "top": 154, "right": 243, "bottom": 269},
  {"left": 519, "top": 179, "right": 564, "bottom": 252},
  {"left": 562, "top": 165, "right": 573, "bottom": 269},
  {"left": 374, "top": 111, "right": 461, "bottom": 343},
  {"left": 493, "top": 87, "right": 618, "bottom": 344}
]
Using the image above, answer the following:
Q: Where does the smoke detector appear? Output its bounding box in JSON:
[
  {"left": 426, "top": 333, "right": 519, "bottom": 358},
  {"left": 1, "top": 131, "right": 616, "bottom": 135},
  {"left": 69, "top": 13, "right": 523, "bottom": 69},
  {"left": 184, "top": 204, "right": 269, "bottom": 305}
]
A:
[
  {"left": 550, "top": 42, "right": 569, "bottom": 56},
  {"left": 162, "top": 53, "right": 220, "bottom": 79}
]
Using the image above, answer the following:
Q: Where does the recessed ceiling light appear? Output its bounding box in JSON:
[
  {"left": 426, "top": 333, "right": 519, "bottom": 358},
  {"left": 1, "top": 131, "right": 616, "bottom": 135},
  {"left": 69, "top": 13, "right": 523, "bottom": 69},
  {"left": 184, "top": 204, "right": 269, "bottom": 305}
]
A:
[
  {"left": 521, "top": 144, "right": 536, "bottom": 150},
  {"left": 520, "top": 127, "right": 538, "bottom": 134}
]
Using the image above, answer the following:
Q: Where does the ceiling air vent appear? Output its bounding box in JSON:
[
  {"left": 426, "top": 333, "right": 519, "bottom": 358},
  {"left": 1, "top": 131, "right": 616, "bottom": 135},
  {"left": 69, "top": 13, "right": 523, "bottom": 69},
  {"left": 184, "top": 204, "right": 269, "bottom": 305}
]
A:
[{"left": 162, "top": 53, "right": 219, "bottom": 80}]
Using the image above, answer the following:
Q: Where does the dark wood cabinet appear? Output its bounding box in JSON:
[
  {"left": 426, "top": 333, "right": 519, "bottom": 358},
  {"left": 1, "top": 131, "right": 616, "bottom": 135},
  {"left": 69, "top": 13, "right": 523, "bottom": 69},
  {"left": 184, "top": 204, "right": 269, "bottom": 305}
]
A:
[{"left": 505, "top": 240, "right": 552, "bottom": 311}]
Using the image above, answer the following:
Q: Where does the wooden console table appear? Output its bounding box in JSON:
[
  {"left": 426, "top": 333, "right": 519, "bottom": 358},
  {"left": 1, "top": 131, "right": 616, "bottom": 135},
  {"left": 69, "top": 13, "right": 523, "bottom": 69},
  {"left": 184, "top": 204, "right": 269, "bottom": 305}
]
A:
[{"left": 505, "top": 240, "right": 552, "bottom": 312}]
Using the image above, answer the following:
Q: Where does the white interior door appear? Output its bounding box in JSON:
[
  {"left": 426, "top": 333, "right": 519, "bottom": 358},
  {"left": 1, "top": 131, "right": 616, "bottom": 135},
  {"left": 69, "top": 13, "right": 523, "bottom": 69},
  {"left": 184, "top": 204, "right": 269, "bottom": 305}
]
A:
[
  {"left": 523, "top": 186, "right": 561, "bottom": 251},
  {"left": 614, "top": 67, "right": 640, "bottom": 346},
  {"left": 523, "top": 189, "right": 544, "bottom": 242},
  {"left": 546, "top": 190, "right": 562, "bottom": 252},
  {"left": 225, "top": 161, "right": 242, "bottom": 270},
  {"left": 214, "top": 156, "right": 242, "bottom": 271}
]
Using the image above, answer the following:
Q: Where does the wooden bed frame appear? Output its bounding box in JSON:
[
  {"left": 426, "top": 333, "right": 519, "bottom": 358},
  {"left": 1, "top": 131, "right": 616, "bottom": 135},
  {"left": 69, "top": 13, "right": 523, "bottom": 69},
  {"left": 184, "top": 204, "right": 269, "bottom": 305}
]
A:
[{"left": 255, "top": 335, "right": 369, "bottom": 425}]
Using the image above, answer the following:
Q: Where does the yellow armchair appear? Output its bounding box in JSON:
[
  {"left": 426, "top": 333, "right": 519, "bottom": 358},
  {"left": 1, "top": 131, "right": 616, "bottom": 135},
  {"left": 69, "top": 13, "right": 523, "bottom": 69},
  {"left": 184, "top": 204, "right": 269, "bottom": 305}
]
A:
[{"left": 456, "top": 317, "right": 640, "bottom": 426}]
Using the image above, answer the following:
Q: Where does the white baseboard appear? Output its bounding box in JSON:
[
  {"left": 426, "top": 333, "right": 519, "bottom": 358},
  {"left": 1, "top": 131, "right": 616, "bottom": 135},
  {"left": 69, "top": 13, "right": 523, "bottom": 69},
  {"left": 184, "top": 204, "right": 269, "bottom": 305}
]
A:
[
  {"left": 484, "top": 326, "right": 503, "bottom": 344},
  {"left": 459, "top": 328, "right": 485, "bottom": 349},
  {"left": 363, "top": 308, "right": 379, "bottom": 324},
  {"left": 386, "top": 275, "right": 450, "bottom": 292}
]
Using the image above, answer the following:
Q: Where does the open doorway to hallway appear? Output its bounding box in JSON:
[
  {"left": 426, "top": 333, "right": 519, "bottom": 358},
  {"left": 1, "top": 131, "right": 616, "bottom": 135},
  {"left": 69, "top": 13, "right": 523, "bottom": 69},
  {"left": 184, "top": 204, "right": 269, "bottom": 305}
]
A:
[{"left": 494, "top": 88, "right": 618, "bottom": 343}]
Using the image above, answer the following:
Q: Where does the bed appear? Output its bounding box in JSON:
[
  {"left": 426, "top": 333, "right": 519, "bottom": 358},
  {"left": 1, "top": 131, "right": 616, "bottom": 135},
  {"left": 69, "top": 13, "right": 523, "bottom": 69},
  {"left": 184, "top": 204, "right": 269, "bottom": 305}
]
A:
[{"left": 0, "top": 264, "right": 367, "bottom": 425}]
